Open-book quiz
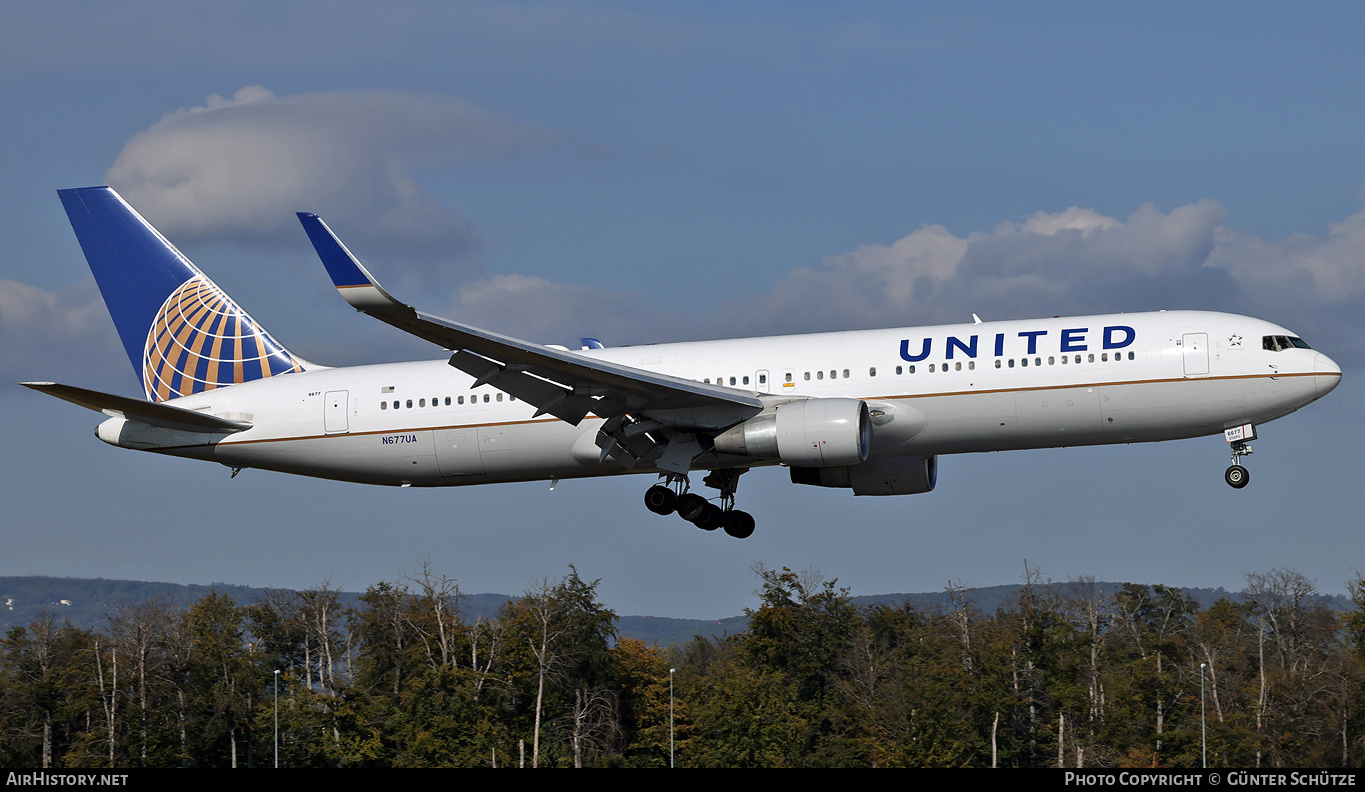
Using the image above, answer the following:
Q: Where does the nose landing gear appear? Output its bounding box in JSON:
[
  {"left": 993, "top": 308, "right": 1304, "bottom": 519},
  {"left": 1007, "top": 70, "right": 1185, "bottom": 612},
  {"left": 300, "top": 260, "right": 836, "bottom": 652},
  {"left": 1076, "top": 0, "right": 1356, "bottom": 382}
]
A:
[
  {"left": 642, "top": 469, "right": 756, "bottom": 538},
  {"left": 1222, "top": 422, "right": 1258, "bottom": 490}
]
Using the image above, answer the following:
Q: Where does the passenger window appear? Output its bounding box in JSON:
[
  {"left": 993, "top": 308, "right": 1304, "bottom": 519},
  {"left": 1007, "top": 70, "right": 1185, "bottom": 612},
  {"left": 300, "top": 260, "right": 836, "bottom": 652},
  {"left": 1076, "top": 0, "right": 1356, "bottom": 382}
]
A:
[
  {"left": 1048, "top": 356, "right": 1055, "bottom": 365},
  {"left": 1021, "top": 358, "right": 1028, "bottom": 367},
  {"left": 1102, "top": 353, "right": 1108, "bottom": 362},
  {"left": 929, "top": 363, "right": 936, "bottom": 372},
  {"left": 743, "top": 375, "right": 750, "bottom": 385},
  {"left": 783, "top": 372, "right": 791, "bottom": 383},
  {"left": 995, "top": 360, "right": 1001, "bottom": 369},
  {"left": 729, "top": 377, "right": 736, "bottom": 386},
  {"left": 419, "top": 398, "right": 426, "bottom": 407},
  {"left": 817, "top": 371, "right": 824, "bottom": 380},
  {"left": 381, "top": 402, "right": 387, "bottom": 410},
  {"left": 445, "top": 397, "right": 451, "bottom": 406},
  {"left": 1127, "top": 351, "right": 1134, "bottom": 360},
  {"left": 909, "top": 365, "right": 916, "bottom": 374},
  {"left": 842, "top": 369, "right": 849, "bottom": 378},
  {"left": 968, "top": 361, "right": 975, "bottom": 370},
  {"left": 496, "top": 393, "right": 503, "bottom": 402},
  {"left": 483, "top": 394, "right": 490, "bottom": 403},
  {"left": 869, "top": 367, "right": 876, "bottom": 377},
  {"left": 804, "top": 372, "right": 811, "bottom": 381},
  {"left": 954, "top": 362, "right": 961, "bottom": 371},
  {"left": 406, "top": 399, "right": 413, "bottom": 408},
  {"left": 1088, "top": 354, "right": 1095, "bottom": 363},
  {"left": 896, "top": 365, "right": 903, "bottom": 375},
  {"left": 458, "top": 396, "right": 464, "bottom": 405}
]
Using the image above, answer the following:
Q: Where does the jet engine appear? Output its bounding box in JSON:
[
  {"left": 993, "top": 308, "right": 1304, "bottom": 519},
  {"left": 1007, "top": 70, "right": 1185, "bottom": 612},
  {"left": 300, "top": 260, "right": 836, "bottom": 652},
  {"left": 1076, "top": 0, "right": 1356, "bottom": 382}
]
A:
[
  {"left": 789, "top": 454, "right": 938, "bottom": 496},
  {"left": 712, "top": 397, "right": 870, "bottom": 467}
]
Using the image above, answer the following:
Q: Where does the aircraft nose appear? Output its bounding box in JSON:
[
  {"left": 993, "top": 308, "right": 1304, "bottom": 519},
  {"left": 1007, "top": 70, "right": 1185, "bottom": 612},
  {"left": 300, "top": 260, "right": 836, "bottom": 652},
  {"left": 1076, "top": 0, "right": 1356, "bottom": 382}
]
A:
[{"left": 1314, "top": 352, "right": 1342, "bottom": 398}]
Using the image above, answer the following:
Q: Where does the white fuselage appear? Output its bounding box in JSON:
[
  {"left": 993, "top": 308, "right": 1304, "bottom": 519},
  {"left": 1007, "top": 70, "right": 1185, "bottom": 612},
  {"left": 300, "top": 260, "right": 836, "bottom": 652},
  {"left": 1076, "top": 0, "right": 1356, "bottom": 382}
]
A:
[{"left": 101, "top": 310, "right": 1340, "bottom": 488}]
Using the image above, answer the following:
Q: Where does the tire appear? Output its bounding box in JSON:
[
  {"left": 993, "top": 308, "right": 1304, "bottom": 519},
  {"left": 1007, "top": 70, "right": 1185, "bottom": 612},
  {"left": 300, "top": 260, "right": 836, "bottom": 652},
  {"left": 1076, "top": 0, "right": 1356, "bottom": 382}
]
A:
[
  {"left": 724, "top": 510, "right": 756, "bottom": 539},
  {"left": 694, "top": 503, "right": 724, "bottom": 531},
  {"left": 1225, "top": 464, "right": 1250, "bottom": 489},
  {"left": 644, "top": 485, "right": 676, "bottom": 515},
  {"left": 677, "top": 492, "right": 708, "bottom": 522}
]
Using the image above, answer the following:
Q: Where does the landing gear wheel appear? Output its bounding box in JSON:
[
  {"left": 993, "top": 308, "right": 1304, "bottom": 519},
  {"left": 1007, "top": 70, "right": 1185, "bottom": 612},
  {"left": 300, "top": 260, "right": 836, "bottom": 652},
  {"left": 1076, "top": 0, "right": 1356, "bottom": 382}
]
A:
[
  {"left": 723, "top": 510, "right": 756, "bottom": 539},
  {"left": 694, "top": 503, "right": 725, "bottom": 531},
  {"left": 1225, "top": 464, "right": 1250, "bottom": 489},
  {"left": 644, "top": 485, "right": 677, "bottom": 515},
  {"left": 677, "top": 492, "right": 708, "bottom": 523}
]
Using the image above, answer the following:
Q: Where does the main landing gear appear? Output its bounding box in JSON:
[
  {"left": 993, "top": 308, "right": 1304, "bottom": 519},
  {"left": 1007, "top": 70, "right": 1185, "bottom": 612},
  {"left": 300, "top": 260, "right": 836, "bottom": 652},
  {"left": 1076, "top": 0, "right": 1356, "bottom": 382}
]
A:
[{"left": 643, "top": 469, "right": 756, "bottom": 539}]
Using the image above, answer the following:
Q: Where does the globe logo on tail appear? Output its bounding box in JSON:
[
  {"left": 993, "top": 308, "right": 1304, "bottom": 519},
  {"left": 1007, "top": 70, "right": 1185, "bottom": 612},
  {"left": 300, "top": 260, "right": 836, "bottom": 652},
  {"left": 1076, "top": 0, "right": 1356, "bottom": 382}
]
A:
[{"left": 143, "top": 275, "right": 304, "bottom": 402}]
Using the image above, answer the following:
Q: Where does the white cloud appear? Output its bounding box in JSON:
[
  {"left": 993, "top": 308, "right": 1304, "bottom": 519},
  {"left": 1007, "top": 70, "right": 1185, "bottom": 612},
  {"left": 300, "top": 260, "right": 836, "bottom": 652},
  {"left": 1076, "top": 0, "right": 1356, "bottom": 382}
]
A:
[
  {"left": 443, "top": 274, "right": 700, "bottom": 346},
  {"left": 104, "top": 86, "right": 556, "bottom": 282},
  {"left": 0, "top": 279, "right": 126, "bottom": 385},
  {"left": 1212, "top": 207, "right": 1365, "bottom": 304},
  {"left": 391, "top": 200, "right": 1364, "bottom": 365}
]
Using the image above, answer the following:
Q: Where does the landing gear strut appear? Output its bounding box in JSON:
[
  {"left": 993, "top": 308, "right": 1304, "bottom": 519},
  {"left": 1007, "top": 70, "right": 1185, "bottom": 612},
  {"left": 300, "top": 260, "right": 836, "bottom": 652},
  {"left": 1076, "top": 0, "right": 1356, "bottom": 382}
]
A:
[
  {"left": 1225, "top": 439, "right": 1253, "bottom": 489},
  {"left": 642, "top": 469, "right": 756, "bottom": 539}
]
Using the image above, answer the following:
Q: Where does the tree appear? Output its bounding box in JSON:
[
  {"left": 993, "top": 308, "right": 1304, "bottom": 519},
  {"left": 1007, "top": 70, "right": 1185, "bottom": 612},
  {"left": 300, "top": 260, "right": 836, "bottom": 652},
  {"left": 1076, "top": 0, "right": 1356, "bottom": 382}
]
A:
[
  {"left": 181, "top": 592, "right": 256, "bottom": 767},
  {"left": 500, "top": 567, "right": 617, "bottom": 767},
  {"left": 0, "top": 616, "right": 94, "bottom": 767}
]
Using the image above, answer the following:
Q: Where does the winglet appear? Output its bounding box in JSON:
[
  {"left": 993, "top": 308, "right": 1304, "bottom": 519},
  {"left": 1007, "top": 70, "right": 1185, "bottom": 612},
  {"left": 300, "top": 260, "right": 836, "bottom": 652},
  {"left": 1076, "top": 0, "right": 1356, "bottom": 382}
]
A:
[{"left": 296, "top": 213, "right": 403, "bottom": 312}]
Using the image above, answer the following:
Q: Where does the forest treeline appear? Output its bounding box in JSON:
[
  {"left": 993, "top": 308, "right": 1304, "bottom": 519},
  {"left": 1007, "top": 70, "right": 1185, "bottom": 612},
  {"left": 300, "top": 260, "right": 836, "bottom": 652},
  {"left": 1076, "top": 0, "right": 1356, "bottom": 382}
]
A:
[{"left": 3, "top": 563, "right": 1363, "bottom": 768}]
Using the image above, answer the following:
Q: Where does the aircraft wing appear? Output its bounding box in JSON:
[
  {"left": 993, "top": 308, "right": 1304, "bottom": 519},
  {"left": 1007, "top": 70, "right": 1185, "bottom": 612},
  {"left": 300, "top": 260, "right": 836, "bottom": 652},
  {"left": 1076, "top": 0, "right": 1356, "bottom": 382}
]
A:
[
  {"left": 297, "top": 214, "right": 764, "bottom": 469},
  {"left": 21, "top": 382, "right": 252, "bottom": 433}
]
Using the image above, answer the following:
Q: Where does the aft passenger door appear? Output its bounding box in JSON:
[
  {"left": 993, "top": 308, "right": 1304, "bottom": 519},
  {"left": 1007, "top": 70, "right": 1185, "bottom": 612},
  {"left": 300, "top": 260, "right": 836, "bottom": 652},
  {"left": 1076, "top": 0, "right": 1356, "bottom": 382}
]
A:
[{"left": 323, "top": 390, "right": 349, "bottom": 435}]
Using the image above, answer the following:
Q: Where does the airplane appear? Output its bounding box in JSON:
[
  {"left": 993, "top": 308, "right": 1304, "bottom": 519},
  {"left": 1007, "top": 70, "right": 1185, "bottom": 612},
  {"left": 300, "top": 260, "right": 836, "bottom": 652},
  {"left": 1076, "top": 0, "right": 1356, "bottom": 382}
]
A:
[{"left": 24, "top": 187, "right": 1342, "bottom": 539}]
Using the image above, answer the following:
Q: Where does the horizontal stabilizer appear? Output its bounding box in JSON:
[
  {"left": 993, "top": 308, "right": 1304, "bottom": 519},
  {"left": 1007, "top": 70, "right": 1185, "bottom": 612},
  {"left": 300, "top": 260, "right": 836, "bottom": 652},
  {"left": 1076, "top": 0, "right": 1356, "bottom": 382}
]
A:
[{"left": 21, "top": 382, "right": 252, "bottom": 433}]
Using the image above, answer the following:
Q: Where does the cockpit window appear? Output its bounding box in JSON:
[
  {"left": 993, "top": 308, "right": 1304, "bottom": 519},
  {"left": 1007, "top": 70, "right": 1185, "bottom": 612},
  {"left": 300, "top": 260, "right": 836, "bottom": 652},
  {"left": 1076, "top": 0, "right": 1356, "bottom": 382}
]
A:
[{"left": 1262, "top": 335, "right": 1312, "bottom": 351}]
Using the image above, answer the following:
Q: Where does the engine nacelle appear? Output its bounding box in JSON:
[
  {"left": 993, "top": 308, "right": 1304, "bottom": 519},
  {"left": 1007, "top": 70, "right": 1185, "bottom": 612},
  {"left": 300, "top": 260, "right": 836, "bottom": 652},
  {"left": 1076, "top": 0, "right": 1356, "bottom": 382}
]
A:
[
  {"left": 790, "top": 455, "right": 938, "bottom": 496},
  {"left": 713, "top": 398, "right": 871, "bottom": 467}
]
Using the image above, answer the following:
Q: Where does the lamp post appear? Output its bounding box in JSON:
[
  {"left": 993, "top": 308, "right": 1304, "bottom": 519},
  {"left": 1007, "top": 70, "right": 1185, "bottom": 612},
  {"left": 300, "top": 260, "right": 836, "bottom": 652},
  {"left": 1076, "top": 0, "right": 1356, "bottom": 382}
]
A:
[
  {"left": 274, "top": 669, "right": 281, "bottom": 768},
  {"left": 669, "top": 667, "right": 676, "bottom": 768},
  {"left": 1199, "top": 663, "right": 1207, "bottom": 768}
]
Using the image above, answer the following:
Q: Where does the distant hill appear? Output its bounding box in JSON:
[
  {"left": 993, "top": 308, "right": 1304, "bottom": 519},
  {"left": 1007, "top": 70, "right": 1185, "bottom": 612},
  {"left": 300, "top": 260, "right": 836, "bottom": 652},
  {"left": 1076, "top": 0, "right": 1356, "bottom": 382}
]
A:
[
  {"left": 0, "top": 576, "right": 511, "bottom": 633},
  {"left": 0, "top": 575, "right": 1351, "bottom": 648}
]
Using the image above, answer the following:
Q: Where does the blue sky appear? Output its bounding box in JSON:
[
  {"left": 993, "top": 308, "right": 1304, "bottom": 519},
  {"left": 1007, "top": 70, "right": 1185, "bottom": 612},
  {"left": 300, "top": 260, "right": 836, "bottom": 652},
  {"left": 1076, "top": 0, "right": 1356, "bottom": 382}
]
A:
[{"left": 2, "top": 2, "right": 1363, "bottom": 617}]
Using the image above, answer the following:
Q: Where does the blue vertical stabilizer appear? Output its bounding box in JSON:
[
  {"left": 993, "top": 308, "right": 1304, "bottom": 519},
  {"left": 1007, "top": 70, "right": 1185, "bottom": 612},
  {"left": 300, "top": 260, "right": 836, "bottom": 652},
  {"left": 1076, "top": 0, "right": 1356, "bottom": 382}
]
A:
[{"left": 58, "top": 187, "right": 308, "bottom": 401}]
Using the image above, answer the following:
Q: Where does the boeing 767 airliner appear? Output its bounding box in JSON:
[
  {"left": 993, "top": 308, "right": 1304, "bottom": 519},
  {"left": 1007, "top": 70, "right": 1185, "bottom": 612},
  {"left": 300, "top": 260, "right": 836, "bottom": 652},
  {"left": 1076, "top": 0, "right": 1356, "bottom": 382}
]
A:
[{"left": 23, "top": 187, "right": 1342, "bottom": 539}]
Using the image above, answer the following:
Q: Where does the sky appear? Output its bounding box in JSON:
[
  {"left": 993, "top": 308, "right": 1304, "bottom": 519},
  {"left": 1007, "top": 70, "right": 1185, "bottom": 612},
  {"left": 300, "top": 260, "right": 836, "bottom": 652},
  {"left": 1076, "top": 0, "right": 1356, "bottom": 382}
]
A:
[{"left": 2, "top": 2, "right": 1363, "bottom": 619}]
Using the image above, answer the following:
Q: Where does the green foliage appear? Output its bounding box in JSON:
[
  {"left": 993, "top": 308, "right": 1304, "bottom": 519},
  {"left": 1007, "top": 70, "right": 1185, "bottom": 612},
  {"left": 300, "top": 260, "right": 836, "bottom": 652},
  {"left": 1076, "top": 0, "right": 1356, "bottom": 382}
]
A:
[{"left": 2, "top": 565, "right": 1363, "bottom": 767}]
